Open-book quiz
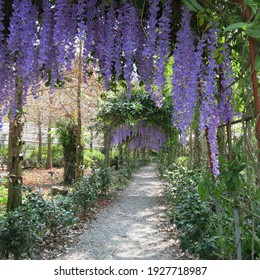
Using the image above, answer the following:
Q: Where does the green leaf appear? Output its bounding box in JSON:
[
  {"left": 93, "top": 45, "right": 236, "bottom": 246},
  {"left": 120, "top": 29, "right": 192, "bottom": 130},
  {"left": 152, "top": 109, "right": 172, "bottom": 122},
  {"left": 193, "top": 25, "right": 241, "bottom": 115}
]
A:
[
  {"left": 245, "top": 22, "right": 260, "bottom": 38},
  {"left": 222, "top": 171, "right": 233, "bottom": 183},
  {"left": 245, "top": 0, "right": 260, "bottom": 14},
  {"left": 254, "top": 56, "right": 260, "bottom": 70},
  {"left": 224, "top": 22, "right": 248, "bottom": 32},
  {"left": 199, "top": 16, "right": 205, "bottom": 27},
  {"left": 189, "top": 0, "right": 204, "bottom": 11},
  {"left": 232, "top": 174, "right": 241, "bottom": 187},
  {"left": 198, "top": 183, "right": 209, "bottom": 201},
  {"left": 255, "top": 189, "right": 260, "bottom": 200},
  {"left": 183, "top": 1, "right": 197, "bottom": 11},
  {"left": 231, "top": 163, "right": 246, "bottom": 174}
]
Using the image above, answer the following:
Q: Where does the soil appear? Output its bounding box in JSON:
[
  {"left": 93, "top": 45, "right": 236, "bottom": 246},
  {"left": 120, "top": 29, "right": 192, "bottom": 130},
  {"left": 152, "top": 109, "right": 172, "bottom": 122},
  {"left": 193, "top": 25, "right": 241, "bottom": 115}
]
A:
[{"left": 23, "top": 167, "right": 64, "bottom": 189}]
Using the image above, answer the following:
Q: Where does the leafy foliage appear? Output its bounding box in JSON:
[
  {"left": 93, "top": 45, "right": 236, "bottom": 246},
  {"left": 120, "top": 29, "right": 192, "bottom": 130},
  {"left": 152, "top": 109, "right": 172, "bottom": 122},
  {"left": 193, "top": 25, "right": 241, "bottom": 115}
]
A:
[
  {"left": 0, "top": 188, "right": 77, "bottom": 259},
  {"left": 25, "top": 145, "right": 63, "bottom": 168},
  {"left": 161, "top": 159, "right": 260, "bottom": 260},
  {"left": 83, "top": 149, "right": 105, "bottom": 168},
  {"left": 163, "top": 164, "right": 219, "bottom": 259},
  {"left": 0, "top": 184, "right": 7, "bottom": 217}
]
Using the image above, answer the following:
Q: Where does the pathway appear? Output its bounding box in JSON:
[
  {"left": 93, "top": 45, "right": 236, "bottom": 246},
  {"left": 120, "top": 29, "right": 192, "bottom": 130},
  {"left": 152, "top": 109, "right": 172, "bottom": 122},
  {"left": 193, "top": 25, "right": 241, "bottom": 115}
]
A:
[{"left": 61, "top": 165, "right": 180, "bottom": 260}]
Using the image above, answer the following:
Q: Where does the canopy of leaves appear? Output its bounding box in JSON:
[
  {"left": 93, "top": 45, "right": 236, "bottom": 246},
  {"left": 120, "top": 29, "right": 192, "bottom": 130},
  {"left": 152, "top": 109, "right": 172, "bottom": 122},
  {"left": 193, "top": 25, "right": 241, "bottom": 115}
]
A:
[{"left": 97, "top": 89, "right": 174, "bottom": 134}]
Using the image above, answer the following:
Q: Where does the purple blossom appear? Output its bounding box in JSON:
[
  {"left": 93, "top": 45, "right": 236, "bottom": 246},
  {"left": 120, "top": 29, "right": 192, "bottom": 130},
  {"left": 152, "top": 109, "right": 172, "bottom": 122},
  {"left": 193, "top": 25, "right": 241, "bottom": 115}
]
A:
[
  {"left": 39, "top": 0, "right": 59, "bottom": 85},
  {"left": 172, "top": 6, "right": 198, "bottom": 143},
  {"left": 84, "top": 0, "right": 97, "bottom": 56},
  {"left": 206, "top": 105, "right": 220, "bottom": 177},
  {"left": 114, "top": 8, "right": 123, "bottom": 81},
  {"left": 53, "top": 0, "right": 77, "bottom": 71},
  {"left": 111, "top": 121, "right": 166, "bottom": 151},
  {"left": 7, "top": 0, "right": 40, "bottom": 112},
  {"left": 154, "top": 0, "right": 172, "bottom": 106},
  {"left": 121, "top": 3, "right": 142, "bottom": 87},
  {"left": 0, "top": 0, "right": 9, "bottom": 123},
  {"left": 103, "top": 2, "right": 117, "bottom": 85},
  {"left": 77, "top": 0, "right": 87, "bottom": 41},
  {"left": 139, "top": 0, "right": 160, "bottom": 92},
  {"left": 200, "top": 28, "right": 219, "bottom": 131},
  {"left": 94, "top": 4, "right": 108, "bottom": 87},
  {"left": 198, "top": 27, "right": 234, "bottom": 177}
]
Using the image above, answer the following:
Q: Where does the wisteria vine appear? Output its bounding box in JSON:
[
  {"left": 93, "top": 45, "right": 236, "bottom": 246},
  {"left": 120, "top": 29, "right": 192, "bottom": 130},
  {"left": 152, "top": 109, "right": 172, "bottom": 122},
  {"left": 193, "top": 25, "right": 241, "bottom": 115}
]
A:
[
  {"left": 0, "top": 0, "right": 236, "bottom": 175},
  {"left": 172, "top": 8, "right": 234, "bottom": 176},
  {"left": 111, "top": 121, "right": 167, "bottom": 152},
  {"left": 172, "top": 6, "right": 199, "bottom": 143}
]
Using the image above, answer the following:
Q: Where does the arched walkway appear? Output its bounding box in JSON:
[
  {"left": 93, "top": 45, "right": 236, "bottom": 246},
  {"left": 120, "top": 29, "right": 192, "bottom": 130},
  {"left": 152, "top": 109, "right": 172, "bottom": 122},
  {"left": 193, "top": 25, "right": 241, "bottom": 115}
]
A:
[{"left": 62, "top": 165, "right": 181, "bottom": 260}]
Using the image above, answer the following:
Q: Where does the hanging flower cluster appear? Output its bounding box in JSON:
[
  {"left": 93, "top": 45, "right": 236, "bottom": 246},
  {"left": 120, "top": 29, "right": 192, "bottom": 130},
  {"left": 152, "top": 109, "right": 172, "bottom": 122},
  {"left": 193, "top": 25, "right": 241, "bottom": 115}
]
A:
[
  {"left": 111, "top": 121, "right": 166, "bottom": 151},
  {"left": 153, "top": 0, "right": 172, "bottom": 106},
  {"left": 172, "top": 7, "right": 234, "bottom": 176},
  {"left": 0, "top": 0, "right": 173, "bottom": 120},
  {"left": 172, "top": 6, "right": 199, "bottom": 143},
  {"left": 3, "top": 0, "right": 39, "bottom": 119},
  {"left": 0, "top": 1, "right": 236, "bottom": 176},
  {"left": 0, "top": 0, "right": 12, "bottom": 126}
]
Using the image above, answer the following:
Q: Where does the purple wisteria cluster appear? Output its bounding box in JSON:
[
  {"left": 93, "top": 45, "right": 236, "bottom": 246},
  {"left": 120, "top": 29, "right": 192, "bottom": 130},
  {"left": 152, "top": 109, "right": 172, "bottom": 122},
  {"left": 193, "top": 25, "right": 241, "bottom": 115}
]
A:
[
  {"left": 111, "top": 121, "right": 167, "bottom": 151},
  {"left": 172, "top": 7, "right": 235, "bottom": 176},
  {"left": 1, "top": 0, "right": 39, "bottom": 120},
  {"left": 153, "top": 0, "right": 172, "bottom": 107},
  {"left": 172, "top": 6, "right": 199, "bottom": 143},
  {"left": 0, "top": 1, "right": 236, "bottom": 176},
  {"left": 0, "top": 0, "right": 173, "bottom": 122},
  {"left": 0, "top": 0, "right": 10, "bottom": 125}
]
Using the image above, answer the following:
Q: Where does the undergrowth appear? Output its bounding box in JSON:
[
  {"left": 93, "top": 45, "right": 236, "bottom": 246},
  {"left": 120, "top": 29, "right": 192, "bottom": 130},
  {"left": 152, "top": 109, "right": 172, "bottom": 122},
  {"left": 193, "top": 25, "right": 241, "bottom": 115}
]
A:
[{"left": 0, "top": 158, "right": 147, "bottom": 259}]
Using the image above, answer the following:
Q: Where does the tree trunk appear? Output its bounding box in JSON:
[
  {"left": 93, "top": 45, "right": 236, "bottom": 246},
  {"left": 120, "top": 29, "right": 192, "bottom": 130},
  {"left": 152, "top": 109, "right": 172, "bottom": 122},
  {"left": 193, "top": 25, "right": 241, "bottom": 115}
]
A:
[
  {"left": 104, "top": 128, "right": 111, "bottom": 167},
  {"left": 118, "top": 143, "right": 123, "bottom": 167},
  {"left": 46, "top": 121, "right": 52, "bottom": 169},
  {"left": 75, "top": 41, "right": 83, "bottom": 181},
  {"left": 63, "top": 122, "right": 76, "bottom": 185},
  {"left": 90, "top": 127, "right": 94, "bottom": 152},
  {"left": 226, "top": 123, "right": 242, "bottom": 260},
  {"left": 7, "top": 91, "right": 24, "bottom": 212},
  {"left": 46, "top": 94, "right": 53, "bottom": 169},
  {"left": 37, "top": 109, "right": 42, "bottom": 165}
]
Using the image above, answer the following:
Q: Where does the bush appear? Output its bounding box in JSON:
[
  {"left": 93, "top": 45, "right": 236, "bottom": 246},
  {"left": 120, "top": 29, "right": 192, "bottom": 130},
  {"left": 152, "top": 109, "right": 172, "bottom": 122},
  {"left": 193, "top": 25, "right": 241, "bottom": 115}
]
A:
[
  {"left": 0, "top": 191, "right": 45, "bottom": 259},
  {"left": 0, "top": 156, "right": 146, "bottom": 259},
  {"left": 84, "top": 149, "right": 105, "bottom": 168},
  {"left": 163, "top": 164, "right": 219, "bottom": 259},
  {"left": 69, "top": 178, "right": 98, "bottom": 217},
  {"left": 0, "top": 184, "right": 7, "bottom": 217},
  {"left": 25, "top": 145, "right": 64, "bottom": 168},
  {"left": 0, "top": 188, "right": 77, "bottom": 259}
]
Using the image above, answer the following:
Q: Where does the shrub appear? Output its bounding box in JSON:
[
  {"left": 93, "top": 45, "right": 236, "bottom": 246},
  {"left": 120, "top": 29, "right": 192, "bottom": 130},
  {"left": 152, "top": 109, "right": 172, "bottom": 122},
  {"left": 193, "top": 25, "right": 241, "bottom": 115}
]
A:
[
  {"left": 70, "top": 178, "right": 98, "bottom": 218},
  {"left": 0, "top": 188, "right": 77, "bottom": 259},
  {"left": 0, "top": 184, "right": 7, "bottom": 217},
  {"left": 163, "top": 164, "right": 219, "bottom": 259},
  {"left": 26, "top": 145, "right": 63, "bottom": 168},
  {"left": 84, "top": 149, "right": 105, "bottom": 168}
]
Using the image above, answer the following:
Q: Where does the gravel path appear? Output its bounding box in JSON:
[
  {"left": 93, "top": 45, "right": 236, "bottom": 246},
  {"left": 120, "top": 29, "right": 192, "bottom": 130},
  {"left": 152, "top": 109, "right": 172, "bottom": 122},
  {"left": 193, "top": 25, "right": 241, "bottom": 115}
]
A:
[{"left": 62, "top": 164, "right": 180, "bottom": 260}]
